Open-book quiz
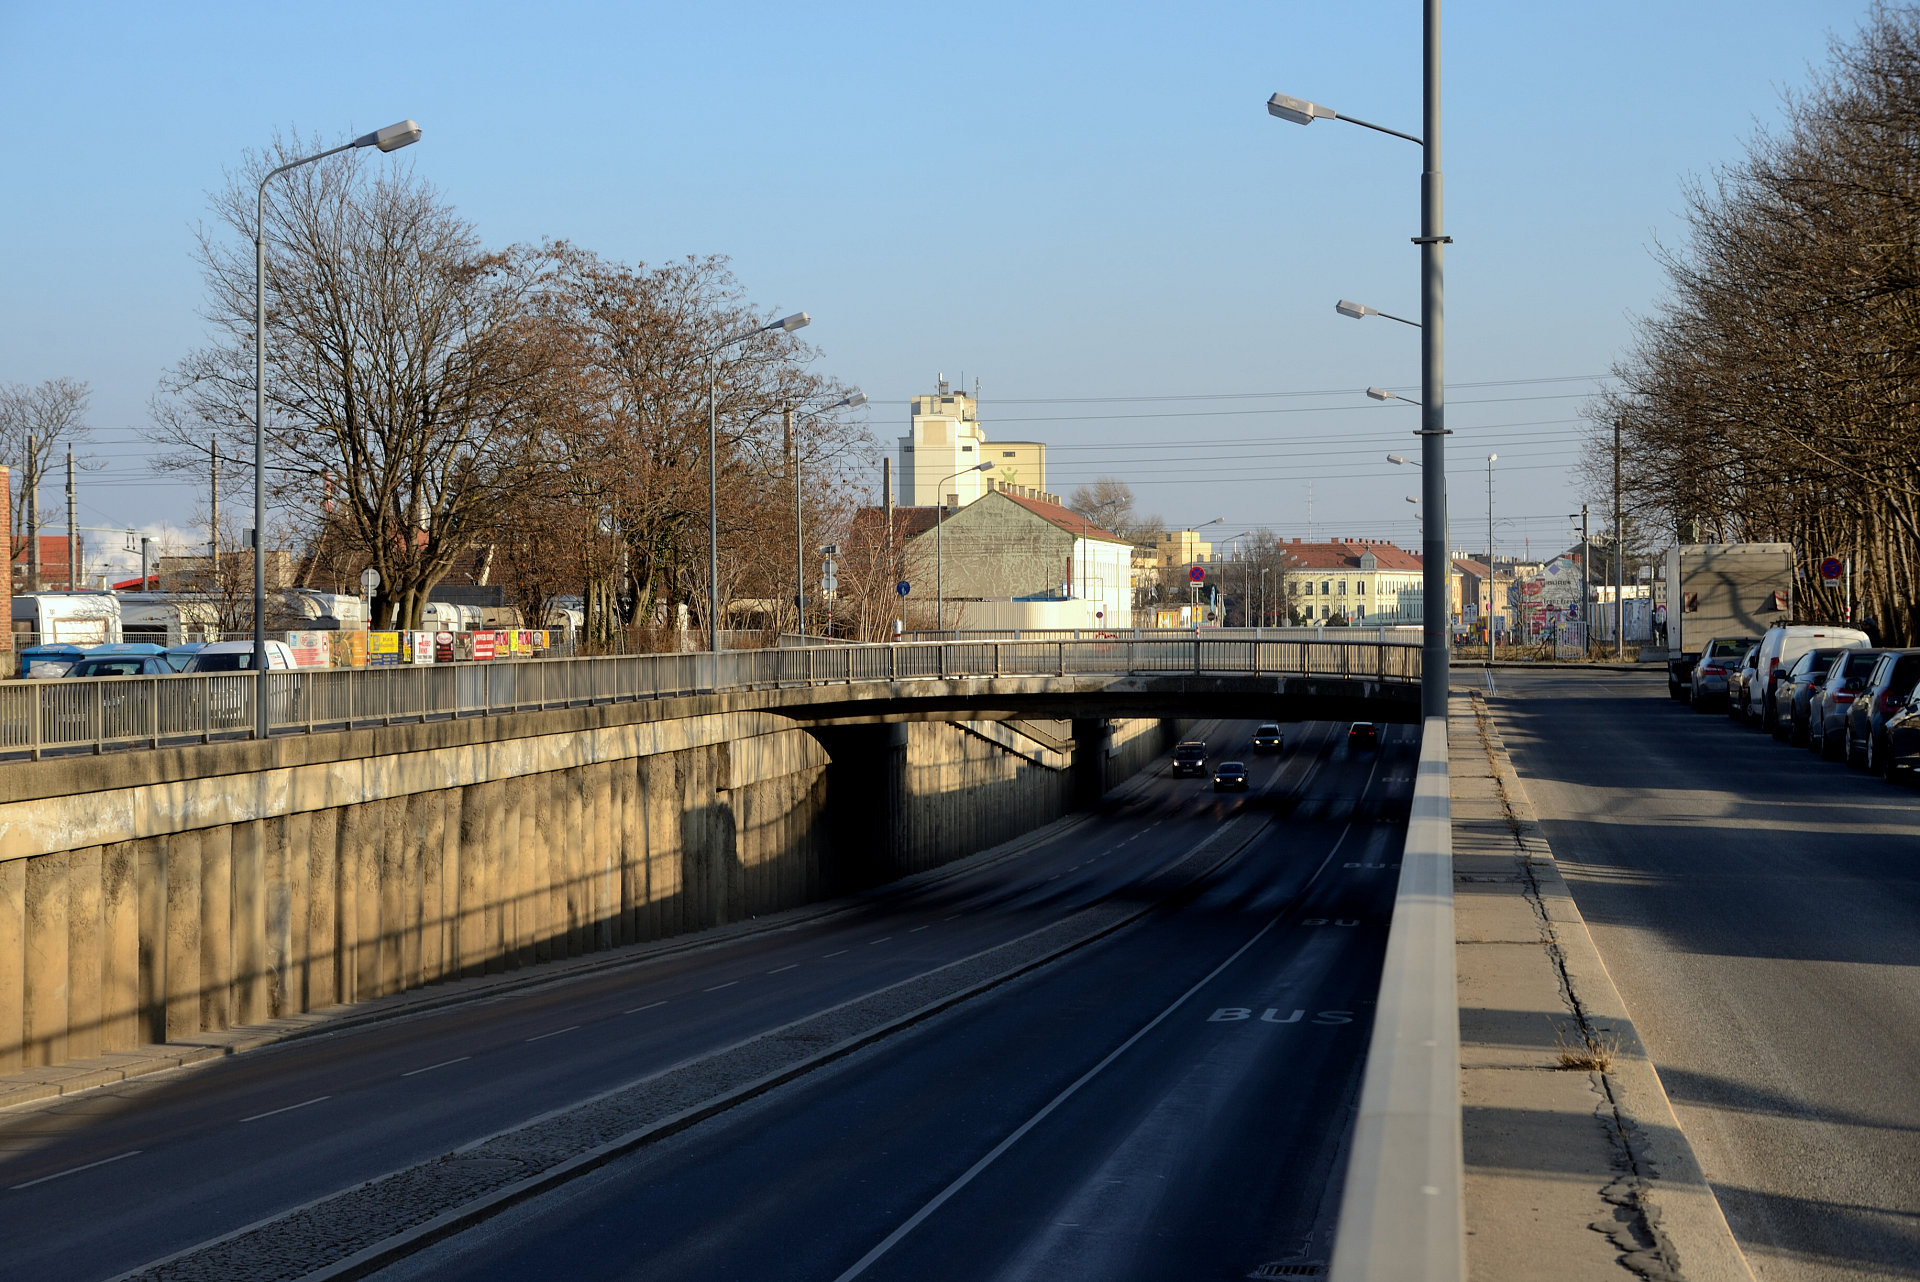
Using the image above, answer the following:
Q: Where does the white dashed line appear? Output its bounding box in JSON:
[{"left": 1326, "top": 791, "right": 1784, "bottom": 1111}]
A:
[
  {"left": 402, "top": 1056, "right": 470, "bottom": 1078},
  {"left": 908, "top": 925, "right": 931, "bottom": 933},
  {"left": 767, "top": 964, "right": 799, "bottom": 974},
  {"left": 624, "top": 1000, "right": 667, "bottom": 1014},
  {"left": 241, "top": 1096, "right": 329, "bottom": 1123},
  {"left": 869, "top": 937, "right": 892, "bottom": 945},
  {"left": 823, "top": 950, "right": 849, "bottom": 958},
  {"left": 526, "top": 1025, "right": 580, "bottom": 1042},
  {"left": 703, "top": 981, "right": 739, "bottom": 993},
  {"left": 9, "top": 1150, "right": 141, "bottom": 1190}
]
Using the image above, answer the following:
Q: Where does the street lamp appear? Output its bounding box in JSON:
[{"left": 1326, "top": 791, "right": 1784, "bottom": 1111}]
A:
[
  {"left": 1260, "top": 566, "right": 1270, "bottom": 628},
  {"left": 792, "top": 388, "right": 866, "bottom": 636},
  {"left": 1487, "top": 453, "right": 1498, "bottom": 666},
  {"left": 1337, "top": 299, "right": 1421, "bottom": 328},
  {"left": 935, "top": 462, "right": 995, "bottom": 630},
  {"left": 1270, "top": 5, "right": 1448, "bottom": 724},
  {"left": 1367, "top": 386, "right": 1423, "bottom": 407},
  {"left": 252, "top": 119, "right": 420, "bottom": 739},
  {"left": 705, "top": 310, "right": 810, "bottom": 656}
]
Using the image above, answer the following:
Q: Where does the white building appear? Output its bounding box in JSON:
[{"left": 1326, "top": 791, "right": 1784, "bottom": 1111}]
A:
[
  {"left": 898, "top": 375, "right": 1051, "bottom": 508},
  {"left": 901, "top": 489, "right": 1132, "bottom": 630}
]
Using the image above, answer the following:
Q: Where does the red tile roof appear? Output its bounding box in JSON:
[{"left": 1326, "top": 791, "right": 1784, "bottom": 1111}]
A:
[
  {"left": 997, "top": 491, "right": 1128, "bottom": 542},
  {"left": 1280, "top": 539, "right": 1424, "bottom": 572}
]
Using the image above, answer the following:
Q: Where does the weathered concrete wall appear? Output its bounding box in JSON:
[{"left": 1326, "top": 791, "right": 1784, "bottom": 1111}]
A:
[{"left": 0, "top": 701, "right": 1177, "bottom": 1073}]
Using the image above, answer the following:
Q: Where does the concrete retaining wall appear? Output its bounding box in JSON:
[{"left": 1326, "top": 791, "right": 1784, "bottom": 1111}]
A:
[{"left": 0, "top": 701, "right": 1176, "bottom": 1073}]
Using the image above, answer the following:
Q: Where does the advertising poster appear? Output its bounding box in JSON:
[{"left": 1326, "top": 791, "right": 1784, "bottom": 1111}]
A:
[
  {"left": 367, "top": 631, "right": 401, "bottom": 667},
  {"left": 283, "top": 631, "right": 332, "bottom": 668},
  {"left": 333, "top": 630, "right": 370, "bottom": 668},
  {"left": 435, "top": 631, "right": 457, "bottom": 663}
]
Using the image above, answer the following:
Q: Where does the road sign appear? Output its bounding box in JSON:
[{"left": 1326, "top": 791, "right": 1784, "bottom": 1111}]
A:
[
  {"left": 896, "top": 581, "right": 911, "bottom": 597},
  {"left": 359, "top": 567, "right": 380, "bottom": 596},
  {"left": 820, "top": 557, "right": 838, "bottom": 599},
  {"left": 1820, "top": 556, "right": 1844, "bottom": 582},
  {"left": 1188, "top": 565, "right": 1205, "bottom": 583}
]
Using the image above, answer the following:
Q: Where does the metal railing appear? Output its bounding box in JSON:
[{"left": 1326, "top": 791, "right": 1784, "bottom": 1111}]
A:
[
  {"left": 0, "top": 636, "right": 1419, "bottom": 760},
  {"left": 1329, "top": 715, "right": 1464, "bottom": 1281}
]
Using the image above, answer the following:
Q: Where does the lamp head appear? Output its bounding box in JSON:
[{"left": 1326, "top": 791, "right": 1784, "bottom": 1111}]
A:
[
  {"left": 844, "top": 390, "right": 869, "bottom": 409},
  {"left": 1386, "top": 453, "right": 1411, "bottom": 466},
  {"left": 1267, "top": 93, "right": 1336, "bottom": 126},
  {"left": 1366, "top": 387, "right": 1395, "bottom": 402},
  {"left": 975, "top": 461, "right": 994, "bottom": 472},
  {"left": 1488, "top": 453, "right": 1498, "bottom": 463},
  {"left": 353, "top": 120, "right": 422, "bottom": 153},
  {"left": 1336, "top": 299, "right": 1375, "bottom": 320},
  {"left": 770, "top": 311, "right": 811, "bottom": 333}
]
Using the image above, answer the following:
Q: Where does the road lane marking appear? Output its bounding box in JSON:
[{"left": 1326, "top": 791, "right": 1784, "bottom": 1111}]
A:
[
  {"left": 702, "top": 982, "right": 738, "bottom": 993},
  {"left": 402, "top": 1056, "right": 471, "bottom": 1078},
  {"left": 830, "top": 915, "right": 1283, "bottom": 1282},
  {"left": 624, "top": 1000, "right": 667, "bottom": 1014},
  {"left": 9, "top": 1150, "right": 141, "bottom": 1190},
  {"left": 869, "top": 937, "right": 892, "bottom": 945},
  {"left": 767, "top": 964, "right": 799, "bottom": 974},
  {"left": 941, "top": 915, "right": 961, "bottom": 922},
  {"left": 823, "top": 950, "right": 849, "bottom": 958},
  {"left": 526, "top": 1025, "right": 581, "bottom": 1042},
  {"left": 241, "top": 1096, "right": 329, "bottom": 1123},
  {"left": 908, "top": 925, "right": 931, "bottom": 933}
]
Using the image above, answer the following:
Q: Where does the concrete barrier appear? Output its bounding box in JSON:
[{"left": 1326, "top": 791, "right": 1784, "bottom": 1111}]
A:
[
  {"left": 1330, "top": 714, "right": 1465, "bottom": 1281},
  {"left": 0, "top": 695, "right": 1176, "bottom": 1075}
]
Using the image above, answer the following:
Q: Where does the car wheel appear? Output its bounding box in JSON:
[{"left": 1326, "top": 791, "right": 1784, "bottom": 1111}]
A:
[
  {"left": 1822, "top": 725, "right": 1844, "bottom": 762},
  {"left": 1846, "top": 734, "right": 1863, "bottom": 769},
  {"left": 1789, "top": 716, "right": 1807, "bottom": 747},
  {"left": 1808, "top": 721, "right": 1824, "bottom": 756}
]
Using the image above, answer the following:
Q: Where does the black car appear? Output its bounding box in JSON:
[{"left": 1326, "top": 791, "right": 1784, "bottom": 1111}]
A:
[
  {"left": 1348, "top": 722, "right": 1379, "bottom": 750},
  {"left": 1251, "top": 724, "right": 1284, "bottom": 752},
  {"left": 1810, "top": 649, "right": 1886, "bottom": 761},
  {"left": 1212, "top": 761, "right": 1249, "bottom": 792},
  {"left": 1846, "top": 649, "right": 1920, "bottom": 774},
  {"left": 1884, "top": 694, "right": 1920, "bottom": 784},
  {"left": 1776, "top": 648, "right": 1849, "bottom": 745},
  {"left": 1171, "top": 741, "right": 1207, "bottom": 776}
]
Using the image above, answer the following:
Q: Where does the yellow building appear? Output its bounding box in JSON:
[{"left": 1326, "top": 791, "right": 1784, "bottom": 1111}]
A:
[
  {"left": 1280, "top": 538, "right": 1432, "bottom": 624},
  {"left": 1146, "top": 529, "right": 1215, "bottom": 568},
  {"left": 898, "top": 376, "right": 1049, "bottom": 508}
]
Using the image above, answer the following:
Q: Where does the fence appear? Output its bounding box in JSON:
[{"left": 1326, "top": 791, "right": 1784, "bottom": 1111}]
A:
[{"left": 0, "top": 636, "right": 1420, "bottom": 760}]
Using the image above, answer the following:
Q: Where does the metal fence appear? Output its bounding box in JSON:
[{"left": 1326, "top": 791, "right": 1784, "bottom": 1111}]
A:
[{"left": 0, "top": 636, "right": 1419, "bottom": 760}]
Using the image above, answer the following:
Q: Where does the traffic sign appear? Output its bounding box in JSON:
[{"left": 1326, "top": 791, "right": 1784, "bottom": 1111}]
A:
[
  {"left": 1820, "top": 556, "right": 1844, "bottom": 582},
  {"left": 896, "top": 581, "right": 911, "bottom": 597},
  {"left": 359, "top": 567, "right": 380, "bottom": 596},
  {"left": 1188, "top": 565, "right": 1205, "bottom": 583}
]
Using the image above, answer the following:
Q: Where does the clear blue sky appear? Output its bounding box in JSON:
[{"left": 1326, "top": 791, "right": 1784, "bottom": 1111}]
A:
[{"left": 0, "top": 0, "right": 1871, "bottom": 576}]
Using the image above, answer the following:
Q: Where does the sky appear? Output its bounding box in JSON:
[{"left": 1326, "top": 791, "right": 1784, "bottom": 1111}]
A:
[{"left": 0, "top": 0, "right": 1875, "bottom": 581}]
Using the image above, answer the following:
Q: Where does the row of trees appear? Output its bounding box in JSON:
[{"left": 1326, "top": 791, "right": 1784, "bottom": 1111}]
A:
[
  {"left": 1591, "top": 5, "right": 1920, "bottom": 643},
  {"left": 150, "top": 136, "right": 871, "bottom": 644}
]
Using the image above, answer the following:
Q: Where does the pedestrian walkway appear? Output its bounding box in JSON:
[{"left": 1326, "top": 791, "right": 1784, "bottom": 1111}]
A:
[{"left": 1451, "top": 691, "right": 1753, "bottom": 1281}]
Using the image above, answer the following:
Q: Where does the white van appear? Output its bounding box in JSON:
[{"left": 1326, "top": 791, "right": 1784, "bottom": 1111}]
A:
[{"left": 1744, "top": 624, "right": 1871, "bottom": 729}]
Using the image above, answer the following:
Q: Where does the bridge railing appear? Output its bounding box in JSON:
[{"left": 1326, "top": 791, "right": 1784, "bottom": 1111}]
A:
[{"left": 0, "top": 637, "right": 1419, "bottom": 760}]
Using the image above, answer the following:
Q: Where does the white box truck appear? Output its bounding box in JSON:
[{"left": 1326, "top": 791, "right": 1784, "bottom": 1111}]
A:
[{"left": 1662, "top": 543, "right": 1794, "bottom": 699}]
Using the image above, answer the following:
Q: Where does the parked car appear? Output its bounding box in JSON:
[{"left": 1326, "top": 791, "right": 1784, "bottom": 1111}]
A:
[
  {"left": 1171, "top": 741, "right": 1208, "bottom": 776},
  {"left": 1251, "top": 724, "right": 1284, "bottom": 752},
  {"left": 181, "top": 639, "right": 298, "bottom": 673},
  {"left": 1726, "top": 643, "right": 1761, "bottom": 722},
  {"left": 1808, "top": 649, "right": 1885, "bottom": 760},
  {"left": 162, "top": 643, "right": 207, "bottom": 672},
  {"left": 1845, "top": 649, "right": 1920, "bottom": 774},
  {"left": 1777, "top": 648, "right": 1851, "bottom": 745},
  {"left": 1212, "top": 761, "right": 1249, "bottom": 792},
  {"left": 1745, "top": 624, "right": 1872, "bottom": 730},
  {"left": 65, "top": 653, "right": 176, "bottom": 678},
  {"left": 1883, "top": 692, "right": 1920, "bottom": 783},
  {"left": 1688, "top": 636, "right": 1755, "bottom": 709},
  {"left": 1348, "top": 722, "right": 1379, "bottom": 750}
]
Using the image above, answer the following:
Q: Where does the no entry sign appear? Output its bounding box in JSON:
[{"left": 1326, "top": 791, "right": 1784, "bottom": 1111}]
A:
[
  {"left": 1188, "top": 565, "right": 1205, "bottom": 583},
  {"left": 1820, "top": 557, "right": 1844, "bottom": 582}
]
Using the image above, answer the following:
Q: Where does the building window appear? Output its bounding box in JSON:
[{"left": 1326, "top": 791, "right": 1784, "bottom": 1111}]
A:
[
  {"left": 1355, "top": 603, "right": 1366, "bottom": 618},
  {"left": 1002, "top": 450, "right": 1016, "bottom": 458},
  {"left": 1356, "top": 579, "right": 1365, "bottom": 594},
  {"left": 961, "top": 445, "right": 974, "bottom": 452},
  {"left": 1338, "top": 580, "right": 1347, "bottom": 595},
  {"left": 1321, "top": 580, "right": 1330, "bottom": 595}
]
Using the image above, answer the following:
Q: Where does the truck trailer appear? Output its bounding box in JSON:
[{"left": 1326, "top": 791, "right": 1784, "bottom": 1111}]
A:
[{"left": 1662, "top": 542, "right": 1794, "bottom": 698}]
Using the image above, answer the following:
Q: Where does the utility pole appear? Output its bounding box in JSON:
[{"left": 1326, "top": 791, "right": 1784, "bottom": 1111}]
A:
[
  {"left": 25, "top": 434, "right": 39, "bottom": 593},
  {"left": 1613, "top": 420, "right": 1624, "bottom": 656},
  {"left": 1487, "top": 453, "right": 1496, "bottom": 669},
  {"left": 1416, "top": 0, "right": 1449, "bottom": 719},
  {"left": 1580, "top": 503, "right": 1590, "bottom": 657},
  {"left": 211, "top": 440, "right": 220, "bottom": 560},
  {"left": 65, "top": 446, "right": 77, "bottom": 591},
  {"left": 786, "top": 404, "right": 803, "bottom": 635}
]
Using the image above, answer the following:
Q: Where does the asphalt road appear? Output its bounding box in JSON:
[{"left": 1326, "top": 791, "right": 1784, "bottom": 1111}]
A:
[
  {"left": 1490, "top": 668, "right": 1920, "bottom": 1282},
  {"left": 0, "top": 718, "right": 1409, "bottom": 1282},
  {"left": 373, "top": 720, "right": 1413, "bottom": 1282}
]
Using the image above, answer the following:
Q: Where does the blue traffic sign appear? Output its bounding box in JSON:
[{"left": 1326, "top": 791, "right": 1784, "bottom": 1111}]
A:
[
  {"left": 896, "top": 581, "right": 911, "bottom": 596},
  {"left": 1188, "top": 565, "right": 1205, "bottom": 583},
  {"left": 1820, "top": 557, "right": 1844, "bottom": 582}
]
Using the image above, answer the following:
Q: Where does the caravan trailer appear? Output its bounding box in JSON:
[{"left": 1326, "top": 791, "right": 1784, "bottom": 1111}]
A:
[
  {"left": 12, "top": 593, "right": 123, "bottom": 649},
  {"left": 117, "top": 593, "right": 221, "bottom": 646}
]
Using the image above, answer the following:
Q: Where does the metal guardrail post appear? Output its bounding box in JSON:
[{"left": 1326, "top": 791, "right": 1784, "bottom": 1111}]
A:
[
  {"left": 148, "top": 678, "right": 160, "bottom": 750},
  {"left": 1328, "top": 715, "right": 1464, "bottom": 1282}
]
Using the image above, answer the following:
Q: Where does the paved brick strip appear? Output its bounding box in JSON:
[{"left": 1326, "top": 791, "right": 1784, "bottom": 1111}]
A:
[{"left": 114, "top": 813, "right": 1271, "bottom": 1282}]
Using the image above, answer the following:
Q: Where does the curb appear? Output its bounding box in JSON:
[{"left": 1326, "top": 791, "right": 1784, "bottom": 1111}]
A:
[{"left": 1470, "top": 694, "right": 1755, "bottom": 1282}]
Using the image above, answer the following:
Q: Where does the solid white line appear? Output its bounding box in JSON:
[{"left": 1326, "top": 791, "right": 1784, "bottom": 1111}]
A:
[
  {"left": 702, "top": 981, "right": 738, "bottom": 993},
  {"left": 9, "top": 1149, "right": 140, "bottom": 1190},
  {"left": 830, "top": 916, "right": 1283, "bottom": 1282},
  {"left": 526, "top": 1025, "right": 580, "bottom": 1042},
  {"left": 624, "top": 1000, "right": 667, "bottom": 1014},
  {"left": 401, "top": 1056, "right": 470, "bottom": 1078},
  {"left": 767, "top": 964, "right": 799, "bottom": 974},
  {"left": 823, "top": 949, "right": 849, "bottom": 958},
  {"left": 240, "top": 1096, "right": 329, "bottom": 1124}
]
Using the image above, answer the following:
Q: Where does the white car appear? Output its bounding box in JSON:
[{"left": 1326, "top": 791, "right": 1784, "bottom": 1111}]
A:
[
  {"left": 1743, "top": 624, "right": 1871, "bottom": 729},
  {"left": 181, "top": 640, "right": 298, "bottom": 673}
]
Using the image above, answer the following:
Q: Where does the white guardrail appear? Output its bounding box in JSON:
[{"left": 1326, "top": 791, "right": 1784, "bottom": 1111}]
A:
[
  {"left": 0, "top": 637, "right": 1419, "bottom": 760},
  {"left": 1330, "top": 714, "right": 1465, "bottom": 1281}
]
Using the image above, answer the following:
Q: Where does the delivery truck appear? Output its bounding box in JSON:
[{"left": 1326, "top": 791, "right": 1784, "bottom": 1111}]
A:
[{"left": 1662, "top": 542, "right": 1795, "bottom": 699}]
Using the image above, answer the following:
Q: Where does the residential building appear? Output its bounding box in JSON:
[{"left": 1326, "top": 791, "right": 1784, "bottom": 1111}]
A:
[
  {"left": 900, "top": 489, "right": 1132, "bottom": 629},
  {"left": 1279, "top": 537, "right": 1439, "bottom": 624},
  {"left": 10, "top": 534, "right": 86, "bottom": 593},
  {"left": 1451, "top": 556, "right": 1510, "bottom": 638},
  {"left": 897, "top": 376, "right": 1051, "bottom": 508},
  {"left": 1145, "top": 529, "right": 1215, "bottom": 568}
]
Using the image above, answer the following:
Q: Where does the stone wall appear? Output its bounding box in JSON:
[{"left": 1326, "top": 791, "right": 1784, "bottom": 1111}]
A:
[{"left": 0, "top": 700, "right": 1176, "bottom": 1073}]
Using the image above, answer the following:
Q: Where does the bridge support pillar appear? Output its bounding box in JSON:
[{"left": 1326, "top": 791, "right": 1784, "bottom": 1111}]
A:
[
  {"left": 810, "top": 722, "right": 910, "bottom": 892},
  {"left": 1072, "top": 718, "right": 1112, "bottom": 807}
]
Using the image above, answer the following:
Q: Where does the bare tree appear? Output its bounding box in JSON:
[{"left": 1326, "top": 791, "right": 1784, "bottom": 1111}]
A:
[{"left": 0, "top": 377, "right": 91, "bottom": 550}]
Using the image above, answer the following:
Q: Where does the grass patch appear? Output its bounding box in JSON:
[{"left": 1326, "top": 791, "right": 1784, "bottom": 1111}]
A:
[{"left": 1555, "top": 1025, "right": 1620, "bottom": 1073}]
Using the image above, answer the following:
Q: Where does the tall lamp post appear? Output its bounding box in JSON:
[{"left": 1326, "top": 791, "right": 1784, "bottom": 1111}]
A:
[
  {"left": 252, "top": 119, "right": 420, "bottom": 739},
  {"left": 935, "top": 462, "right": 995, "bottom": 630},
  {"left": 705, "top": 311, "right": 811, "bottom": 657},
  {"left": 791, "top": 388, "right": 867, "bottom": 635},
  {"left": 1270, "top": 0, "right": 1448, "bottom": 721},
  {"left": 1487, "top": 453, "right": 1498, "bottom": 667},
  {"left": 1259, "top": 566, "right": 1270, "bottom": 627}
]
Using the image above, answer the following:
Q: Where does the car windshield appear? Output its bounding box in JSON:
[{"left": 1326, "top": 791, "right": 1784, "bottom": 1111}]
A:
[
  {"left": 72, "top": 659, "right": 148, "bottom": 677},
  {"left": 1256, "top": 725, "right": 1279, "bottom": 734},
  {"left": 1840, "top": 652, "right": 1881, "bottom": 677},
  {"left": 190, "top": 653, "right": 253, "bottom": 672},
  {"left": 1708, "top": 639, "right": 1754, "bottom": 658}
]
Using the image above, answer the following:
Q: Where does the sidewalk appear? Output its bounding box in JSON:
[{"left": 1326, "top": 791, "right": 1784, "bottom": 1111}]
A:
[{"left": 1451, "top": 692, "right": 1754, "bottom": 1281}]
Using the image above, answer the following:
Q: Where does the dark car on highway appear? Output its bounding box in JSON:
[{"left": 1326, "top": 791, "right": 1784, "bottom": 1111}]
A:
[
  {"left": 1348, "top": 722, "right": 1379, "bottom": 750},
  {"left": 1845, "top": 649, "right": 1920, "bottom": 774},
  {"left": 1212, "top": 761, "right": 1249, "bottom": 792},
  {"left": 1171, "top": 741, "right": 1207, "bottom": 776},
  {"left": 1809, "top": 649, "right": 1886, "bottom": 760},
  {"left": 1251, "top": 724, "right": 1284, "bottom": 752},
  {"left": 1777, "top": 648, "right": 1850, "bottom": 745}
]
